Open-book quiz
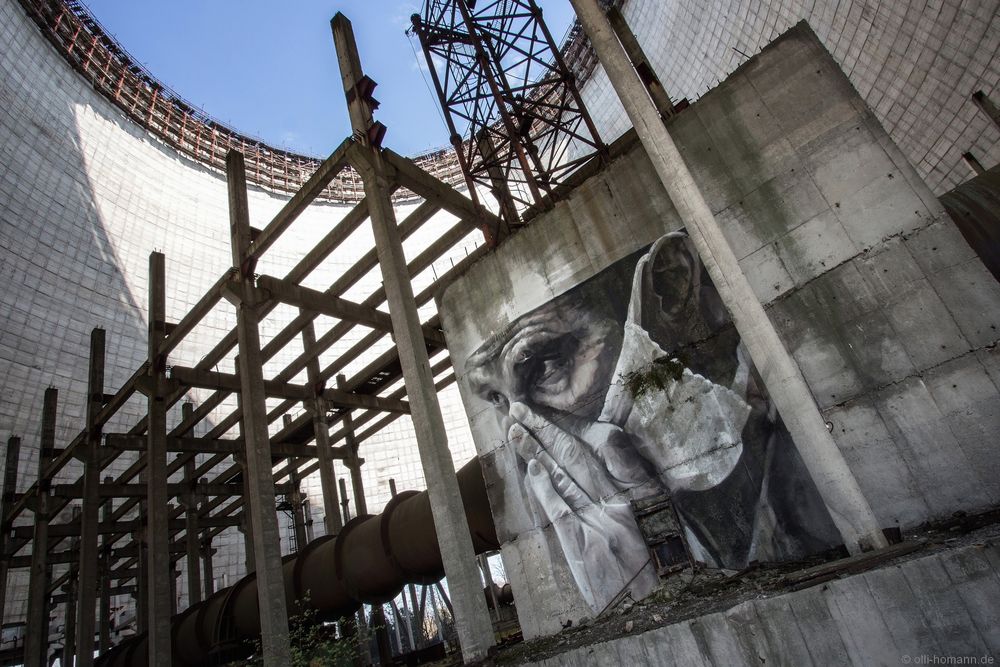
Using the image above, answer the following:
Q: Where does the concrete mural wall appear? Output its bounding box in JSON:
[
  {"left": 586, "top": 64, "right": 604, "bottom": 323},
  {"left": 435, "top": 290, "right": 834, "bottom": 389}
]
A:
[{"left": 440, "top": 24, "right": 1000, "bottom": 637}]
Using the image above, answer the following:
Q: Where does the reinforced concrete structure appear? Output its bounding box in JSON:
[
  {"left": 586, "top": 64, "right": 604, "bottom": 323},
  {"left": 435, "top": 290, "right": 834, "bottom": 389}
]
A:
[{"left": 1, "top": 0, "right": 999, "bottom": 664}]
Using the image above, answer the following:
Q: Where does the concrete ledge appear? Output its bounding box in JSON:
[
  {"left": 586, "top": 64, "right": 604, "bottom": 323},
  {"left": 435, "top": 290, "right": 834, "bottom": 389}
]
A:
[{"left": 519, "top": 530, "right": 1000, "bottom": 666}]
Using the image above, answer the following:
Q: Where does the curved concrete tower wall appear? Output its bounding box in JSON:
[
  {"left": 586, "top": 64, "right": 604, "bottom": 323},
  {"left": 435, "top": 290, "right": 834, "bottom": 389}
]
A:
[
  {"left": 0, "top": 0, "right": 483, "bottom": 625},
  {"left": 579, "top": 0, "right": 1000, "bottom": 195}
]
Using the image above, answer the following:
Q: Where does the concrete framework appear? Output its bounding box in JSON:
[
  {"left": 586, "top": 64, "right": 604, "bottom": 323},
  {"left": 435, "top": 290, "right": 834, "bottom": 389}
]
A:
[
  {"left": 0, "top": 11, "right": 503, "bottom": 664},
  {"left": 569, "top": 0, "right": 887, "bottom": 555}
]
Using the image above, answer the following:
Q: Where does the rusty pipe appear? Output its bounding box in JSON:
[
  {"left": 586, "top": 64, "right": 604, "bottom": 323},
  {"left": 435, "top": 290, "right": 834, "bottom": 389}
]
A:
[{"left": 96, "top": 458, "right": 498, "bottom": 666}]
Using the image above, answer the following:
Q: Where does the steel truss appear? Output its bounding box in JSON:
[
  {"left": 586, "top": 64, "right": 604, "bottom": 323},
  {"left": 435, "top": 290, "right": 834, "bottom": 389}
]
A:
[{"left": 411, "top": 0, "right": 606, "bottom": 230}]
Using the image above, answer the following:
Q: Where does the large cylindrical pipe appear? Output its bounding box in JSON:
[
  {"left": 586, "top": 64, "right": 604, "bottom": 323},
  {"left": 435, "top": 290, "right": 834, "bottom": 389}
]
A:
[{"left": 96, "top": 458, "right": 497, "bottom": 666}]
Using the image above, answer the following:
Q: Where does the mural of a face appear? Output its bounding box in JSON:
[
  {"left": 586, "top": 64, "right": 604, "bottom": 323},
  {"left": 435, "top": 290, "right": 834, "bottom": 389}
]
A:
[{"left": 463, "top": 232, "right": 842, "bottom": 614}]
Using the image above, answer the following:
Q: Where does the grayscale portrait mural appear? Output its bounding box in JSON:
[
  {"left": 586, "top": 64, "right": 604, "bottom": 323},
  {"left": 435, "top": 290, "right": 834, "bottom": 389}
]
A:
[{"left": 460, "top": 232, "right": 842, "bottom": 616}]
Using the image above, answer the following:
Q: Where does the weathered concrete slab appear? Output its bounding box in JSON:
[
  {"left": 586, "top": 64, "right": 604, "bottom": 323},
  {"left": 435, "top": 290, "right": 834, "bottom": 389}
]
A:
[{"left": 522, "top": 542, "right": 1000, "bottom": 666}]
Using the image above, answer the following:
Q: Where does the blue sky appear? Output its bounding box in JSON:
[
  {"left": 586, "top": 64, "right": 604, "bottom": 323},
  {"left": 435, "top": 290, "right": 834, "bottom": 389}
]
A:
[{"left": 82, "top": 1, "right": 577, "bottom": 158}]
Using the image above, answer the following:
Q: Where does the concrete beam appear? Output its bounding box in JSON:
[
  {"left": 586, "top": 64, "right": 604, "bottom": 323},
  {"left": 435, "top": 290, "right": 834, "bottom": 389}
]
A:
[
  {"left": 257, "top": 274, "right": 446, "bottom": 347},
  {"left": 170, "top": 365, "right": 410, "bottom": 414},
  {"left": 48, "top": 481, "right": 294, "bottom": 499},
  {"left": 104, "top": 433, "right": 327, "bottom": 459}
]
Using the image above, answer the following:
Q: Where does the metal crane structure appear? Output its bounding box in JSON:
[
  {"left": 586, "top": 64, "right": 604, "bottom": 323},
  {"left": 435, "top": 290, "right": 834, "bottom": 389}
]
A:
[{"left": 410, "top": 0, "right": 607, "bottom": 235}]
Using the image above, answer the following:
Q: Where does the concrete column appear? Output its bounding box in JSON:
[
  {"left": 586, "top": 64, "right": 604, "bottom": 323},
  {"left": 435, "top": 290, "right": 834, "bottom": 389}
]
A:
[
  {"left": 372, "top": 605, "right": 392, "bottom": 664},
  {"left": 238, "top": 510, "right": 255, "bottom": 574},
  {"left": 24, "top": 388, "right": 57, "bottom": 667},
  {"left": 98, "top": 476, "right": 114, "bottom": 653},
  {"left": 390, "top": 479, "right": 420, "bottom": 648},
  {"left": 181, "top": 403, "right": 202, "bottom": 606},
  {"left": 201, "top": 543, "right": 215, "bottom": 597},
  {"left": 75, "top": 328, "right": 105, "bottom": 667},
  {"left": 0, "top": 435, "right": 21, "bottom": 623},
  {"left": 568, "top": 0, "right": 887, "bottom": 554},
  {"left": 62, "top": 559, "right": 78, "bottom": 667},
  {"left": 200, "top": 487, "right": 215, "bottom": 597},
  {"left": 226, "top": 149, "right": 292, "bottom": 663},
  {"left": 338, "top": 478, "right": 351, "bottom": 525},
  {"left": 300, "top": 318, "right": 343, "bottom": 536},
  {"left": 62, "top": 507, "right": 80, "bottom": 667},
  {"left": 134, "top": 526, "right": 147, "bottom": 635},
  {"left": 146, "top": 252, "right": 173, "bottom": 666},
  {"left": 338, "top": 376, "right": 367, "bottom": 518},
  {"left": 331, "top": 13, "right": 496, "bottom": 660},
  {"left": 288, "top": 464, "right": 307, "bottom": 552}
]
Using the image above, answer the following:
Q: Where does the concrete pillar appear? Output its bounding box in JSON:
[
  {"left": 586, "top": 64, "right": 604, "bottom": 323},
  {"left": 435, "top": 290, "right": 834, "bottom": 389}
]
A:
[
  {"left": 568, "top": 0, "right": 887, "bottom": 554},
  {"left": 338, "top": 477, "right": 351, "bottom": 525},
  {"left": 181, "top": 403, "right": 202, "bottom": 606},
  {"left": 75, "top": 328, "right": 105, "bottom": 667},
  {"left": 61, "top": 506, "right": 80, "bottom": 667},
  {"left": 390, "top": 479, "right": 420, "bottom": 649},
  {"left": 24, "top": 388, "right": 57, "bottom": 667},
  {"left": 0, "top": 435, "right": 21, "bottom": 623},
  {"left": 238, "top": 503, "right": 256, "bottom": 574},
  {"left": 199, "top": 484, "right": 215, "bottom": 597},
  {"left": 300, "top": 318, "right": 343, "bottom": 536},
  {"left": 134, "top": 526, "right": 147, "bottom": 635},
  {"left": 338, "top": 376, "right": 367, "bottom": 518},
  {"left": 200, "top": 538, "right": 215, "bottom": 597},
  {"left": 226, "top": 149, "right": 292, "bottom": 663},
  {"left": 98, "top": 476, "right": 114, "bottom": 653},
  {"left": 146, "top": 251, "right": 173, "bottom": 666},
  {"left": 479, "top": 554, "right": 498, "bottom": 623},
  {"left": 372, "top": 605, "right": 392, "bottom": 664},
  {"left": 331, "top": 13, "right": 495, "bottom": 660},
  {"left": 288, "top": 464, "right": 307, "bottom": 552},
  {"left": 62, "top": 561, "right": 78, "bottom": 667}
]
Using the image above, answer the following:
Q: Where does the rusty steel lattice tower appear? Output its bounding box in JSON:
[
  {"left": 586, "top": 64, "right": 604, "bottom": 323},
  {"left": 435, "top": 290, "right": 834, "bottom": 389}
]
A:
[{"left": 411, "top": 0, "right": 605, "bottom": 234}]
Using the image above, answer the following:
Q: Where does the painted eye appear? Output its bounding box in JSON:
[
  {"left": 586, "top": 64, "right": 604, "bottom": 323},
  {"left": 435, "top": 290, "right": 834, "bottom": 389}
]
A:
[{"left": 488, "top": 391, "right": 507, "bottom": 408}]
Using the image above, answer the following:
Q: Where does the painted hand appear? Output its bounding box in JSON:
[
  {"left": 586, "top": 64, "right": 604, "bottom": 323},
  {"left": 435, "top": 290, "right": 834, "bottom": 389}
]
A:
[{"left": 508, "top": 402, "right": 658, "bottom": 612}]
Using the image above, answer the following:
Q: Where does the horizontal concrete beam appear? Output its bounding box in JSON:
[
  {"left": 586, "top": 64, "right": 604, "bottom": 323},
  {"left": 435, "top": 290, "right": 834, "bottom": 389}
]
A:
[
  {"left": 12, "top": 516, "right": 241, "bottom": 539},
  {"left": 170, "top": 366, "right": 410, "bottom": 414},
  {"left": 257, "top": 274, "right": 449, "bottom": 346},
  {"left": 9, "top": 543, "right": 187, "bottom": 568},
  {"left": 49, "top": 481, "right": 294, "bottom": 499},
  {"left": 104, "top": 434, "right": 336, "bottom": 459}
]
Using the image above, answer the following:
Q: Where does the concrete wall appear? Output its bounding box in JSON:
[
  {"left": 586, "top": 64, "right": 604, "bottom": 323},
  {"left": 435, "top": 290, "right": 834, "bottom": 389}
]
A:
[
  {"left": 0, "top": 0, "right": 483, "bottom": 626},
  {"left": 525, "top": 540, "right": 1000, "bottom": 666},
  {"left": 439, "top": 24, "right": 1000, "bottom": 639},
  {"left": 580, "top": 0, "right": 1000, "bottom": 195}
]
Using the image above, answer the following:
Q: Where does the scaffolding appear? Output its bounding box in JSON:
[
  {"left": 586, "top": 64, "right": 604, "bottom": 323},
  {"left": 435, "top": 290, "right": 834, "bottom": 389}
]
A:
[{"left": 0, "top": 11, "right": 503, "bottom": 663}]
